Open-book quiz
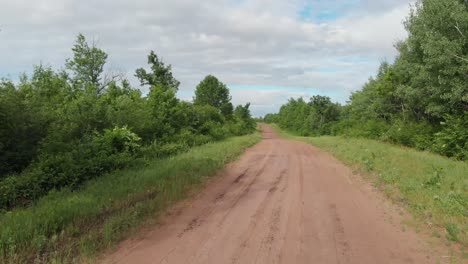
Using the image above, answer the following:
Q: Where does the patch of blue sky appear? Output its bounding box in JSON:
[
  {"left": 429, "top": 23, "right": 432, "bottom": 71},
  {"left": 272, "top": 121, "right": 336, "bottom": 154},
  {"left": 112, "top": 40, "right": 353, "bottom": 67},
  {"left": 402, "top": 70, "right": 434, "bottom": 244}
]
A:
[
  {"left": 298, "top": 0, "right": 361, "bottom": 23},
  {"left": 298, "top": 3, "right": 314, "bottom": 20},
  {"left": 0, "top": 69, "right": 30, "bottom": 82},
  {"left": 315, "top": 12, "right": 340, "bottom": 22}
]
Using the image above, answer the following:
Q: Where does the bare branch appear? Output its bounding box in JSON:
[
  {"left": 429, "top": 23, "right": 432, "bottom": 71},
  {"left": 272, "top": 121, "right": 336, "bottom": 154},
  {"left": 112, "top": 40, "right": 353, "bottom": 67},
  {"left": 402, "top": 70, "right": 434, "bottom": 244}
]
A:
[
  {"left": 450, "top": 53, "right": 468, "bottom": 63},
  {"left": 454, "top": 22, "right": 465, "bottom": 39},
  {"left": 97, "top": 68, "right": 125, "bottom": 94}
]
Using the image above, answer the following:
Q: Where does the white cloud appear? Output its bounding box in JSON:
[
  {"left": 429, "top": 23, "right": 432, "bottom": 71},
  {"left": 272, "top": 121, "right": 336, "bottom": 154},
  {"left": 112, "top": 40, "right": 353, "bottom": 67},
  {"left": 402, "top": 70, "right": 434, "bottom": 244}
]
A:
[{"left": 0, "top": 0, "right": 414, "bottom": 115}]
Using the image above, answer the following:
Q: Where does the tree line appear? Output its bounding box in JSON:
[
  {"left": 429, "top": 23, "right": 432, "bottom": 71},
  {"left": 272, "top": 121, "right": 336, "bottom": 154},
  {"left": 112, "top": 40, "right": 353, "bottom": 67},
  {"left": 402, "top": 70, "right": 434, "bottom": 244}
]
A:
[
  {"left": 0, "top": 34, "right": 256, "bottom": 210},
  {"left": 265, "top": 0, "right": 467, "bottom": 160}
]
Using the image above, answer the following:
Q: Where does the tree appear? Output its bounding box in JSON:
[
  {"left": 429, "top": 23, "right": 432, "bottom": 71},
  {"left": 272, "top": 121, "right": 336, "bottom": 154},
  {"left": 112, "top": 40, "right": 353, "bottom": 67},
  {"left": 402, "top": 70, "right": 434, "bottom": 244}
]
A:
[
  {"left": 146, "top": 85, "right": 181, "bottom": 140},
  {"left": 0, "top": 34, "right": 258, "bottom": 212},
  {"left": 234, "top": 103, "right": 252, "bottom": 120},
  {"left": 309, "top": 96, "right": 340, "bottom": 124},
  {"left": 194, "top": 75, "right": 233, "bottom": 117},
  {"left": 66, "top": 34, "right": 108, "bottom": 91},
  {"left": 398, "top": 0, "right": 468, "bottom": 117},
  {"left": 135, "top": 51, "right": 180, "bottom": 91}
]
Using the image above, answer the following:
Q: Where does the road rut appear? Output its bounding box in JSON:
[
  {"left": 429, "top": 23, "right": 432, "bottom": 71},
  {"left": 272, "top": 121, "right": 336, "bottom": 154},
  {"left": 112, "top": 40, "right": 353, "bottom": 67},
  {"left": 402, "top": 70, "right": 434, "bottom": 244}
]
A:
[{"left": 103, "top": 124, "right": 437, "bottom": 264}]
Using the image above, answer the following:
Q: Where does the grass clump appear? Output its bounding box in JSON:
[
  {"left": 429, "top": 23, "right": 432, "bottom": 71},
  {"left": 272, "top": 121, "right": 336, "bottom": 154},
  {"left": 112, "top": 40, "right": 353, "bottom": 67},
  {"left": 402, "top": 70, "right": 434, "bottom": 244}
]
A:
[{"left": 0, "top": 132, "right": 261, "bottom": 263}]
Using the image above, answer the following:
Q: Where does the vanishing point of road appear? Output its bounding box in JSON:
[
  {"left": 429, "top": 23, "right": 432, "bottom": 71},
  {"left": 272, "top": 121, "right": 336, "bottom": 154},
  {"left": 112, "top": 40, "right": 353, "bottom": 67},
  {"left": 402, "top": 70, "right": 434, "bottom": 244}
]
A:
[{"left": 103, "top": 124, "right": 437, "bottom": 264}]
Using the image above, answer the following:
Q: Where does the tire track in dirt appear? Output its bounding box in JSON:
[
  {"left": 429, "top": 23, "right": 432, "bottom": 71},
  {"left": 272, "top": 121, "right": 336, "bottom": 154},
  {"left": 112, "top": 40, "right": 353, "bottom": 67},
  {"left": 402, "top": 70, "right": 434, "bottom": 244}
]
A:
[
  {"left": 230, "top": 165, "right": 288, "bottom": 264},
  {"left": 161, "top": 144, "right": 276, "bottom": 263}
]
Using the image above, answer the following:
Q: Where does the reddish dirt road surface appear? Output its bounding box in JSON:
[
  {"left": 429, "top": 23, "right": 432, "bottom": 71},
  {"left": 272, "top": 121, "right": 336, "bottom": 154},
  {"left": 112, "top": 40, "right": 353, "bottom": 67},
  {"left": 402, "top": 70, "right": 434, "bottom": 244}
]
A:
[{"left": 103, "top": 125, "right": 440, "bottom": 264}]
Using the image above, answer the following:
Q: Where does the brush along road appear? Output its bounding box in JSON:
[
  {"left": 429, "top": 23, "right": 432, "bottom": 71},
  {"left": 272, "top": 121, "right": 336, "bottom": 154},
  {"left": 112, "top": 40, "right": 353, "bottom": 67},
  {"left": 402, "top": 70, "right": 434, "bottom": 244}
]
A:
[{"left": 103, "top": 124, "right": 438, "bottom": 264}]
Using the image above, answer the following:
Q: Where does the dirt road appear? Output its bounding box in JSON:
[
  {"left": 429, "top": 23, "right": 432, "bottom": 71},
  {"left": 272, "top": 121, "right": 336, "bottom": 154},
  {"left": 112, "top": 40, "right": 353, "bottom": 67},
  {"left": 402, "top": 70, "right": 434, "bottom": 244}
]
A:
[{"left": 103, "top": 125, "right": 436, "bottom": 264}]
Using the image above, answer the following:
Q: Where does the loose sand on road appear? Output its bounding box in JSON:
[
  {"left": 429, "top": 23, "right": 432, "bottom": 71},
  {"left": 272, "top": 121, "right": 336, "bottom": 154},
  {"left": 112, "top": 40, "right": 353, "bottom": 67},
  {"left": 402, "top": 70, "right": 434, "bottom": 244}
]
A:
[{"left": 102, "top": 125, "right": 440, "bottom": 264}]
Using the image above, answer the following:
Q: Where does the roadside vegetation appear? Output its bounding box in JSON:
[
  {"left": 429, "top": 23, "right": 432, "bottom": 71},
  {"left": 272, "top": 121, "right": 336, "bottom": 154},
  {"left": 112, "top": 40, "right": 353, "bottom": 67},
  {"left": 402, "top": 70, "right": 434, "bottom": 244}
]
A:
[
  {"left": 0, "top": 31, "right": 258, "bottom": 262},
  {"left": 0, "top": 132, "right": 261, "bottom": 263},
  {"left": 273, "top": 125, "right": 467, "bottom": 256},
  {"left": 264, "top": 0, "right": 468, "bottom": 161},
  {"left": 0, "top": 34, "right": 256, "bottom": 211}
]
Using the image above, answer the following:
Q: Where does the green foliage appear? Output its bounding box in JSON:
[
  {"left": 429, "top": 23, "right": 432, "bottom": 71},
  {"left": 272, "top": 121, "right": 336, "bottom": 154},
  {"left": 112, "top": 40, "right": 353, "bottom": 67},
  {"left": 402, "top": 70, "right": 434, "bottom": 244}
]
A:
[
  {"left": 233, "top": 103, "right": 256, "bottom": 133},
  {"left": 433, "top": 113, "right": 468, "bottom": 160},
  {"left": 0, "top": 133, "right": 261, "bottom": 263},
  {"left": 66, "top": 34, "right": 108, "bottom": 90},
  {"left": 336, "top": 0, "right": 467, "bottom": 158},
  {"left": 135, "top": 51, "right": 180, "bottom": 91},
  {"left": 97, "top": 126, "right": 141, "bottom": 154},
  {"left": 263, "top": 113, "right": 278, "bottom": 124},
  {"left": 400, "top": 0, "right": 468, "bottom": 118},
  {"left": 141, "top": 141, "right": 189, "bottom": 159},
  {"left": 445, "top": 223, "right": 460, "bottom": 242},
  {"left": 423, "top": 167, "right": 443, "bottom": 189},
  {"left": 380, "top": 119, "right": 435, "bottom": 149},
  {"left": 0, "top": 66, "right": 73, "bottom": 178},
  {"left": 274, "top": 96, "right": 341, "bottom": 136},
  {"left": 0, "top": 127, "right": 140, "bottom": 209},
  {"left": 0, "top": 34, "right": 256, "bottom": 211},
  {"left": 268, "top": 0, "right": 467, "bottom": 160},
  {"left": 194, "top": 75, "right": 233, "bottom": 118}
]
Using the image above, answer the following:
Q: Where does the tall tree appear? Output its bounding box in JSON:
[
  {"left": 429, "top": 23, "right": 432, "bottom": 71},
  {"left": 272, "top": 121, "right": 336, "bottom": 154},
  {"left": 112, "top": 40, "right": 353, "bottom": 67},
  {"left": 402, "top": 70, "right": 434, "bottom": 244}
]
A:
[
  {"left": 135, "top": 51, "right": 180, "bottom": 91},
  {"left": 234, "top": 103, "right": 252, "bottom": 120},
  {"left": 66, "top": 34, "right": 108, "bottom": 91},
  {"left": 308, "top": 95, "right": 341, "bottom": 131},
  {"left": 194, "top": 75, "right": 233, "bottom": 117},
  {"left": 398, "top": 0, "right": 468, "bottom": 117}
]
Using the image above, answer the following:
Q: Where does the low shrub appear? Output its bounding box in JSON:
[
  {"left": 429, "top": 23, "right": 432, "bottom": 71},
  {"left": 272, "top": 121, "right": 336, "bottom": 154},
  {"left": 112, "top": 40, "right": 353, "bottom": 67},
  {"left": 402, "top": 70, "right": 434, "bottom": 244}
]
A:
[
  {"left": 140, "top": 141, "right": 189, "bottom": 159},
  {"left": 380, "top": 119, "right": 435, "bottom": 149},
  {"left": 0, "top": 127, "right": 141, "bottom": 209},
  {"left": 432, "top": 114, "right": 468, "bottom": 160},
  {"left": 0, "top": 132, "right": 261, "bottom": 263}
]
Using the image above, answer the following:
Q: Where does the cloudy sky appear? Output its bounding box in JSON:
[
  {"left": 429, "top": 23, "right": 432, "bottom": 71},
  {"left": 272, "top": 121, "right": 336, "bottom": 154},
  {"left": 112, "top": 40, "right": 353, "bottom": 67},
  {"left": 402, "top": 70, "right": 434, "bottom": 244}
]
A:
[{"left": 0, "top": 0, "right": 414, "bottom": 116}]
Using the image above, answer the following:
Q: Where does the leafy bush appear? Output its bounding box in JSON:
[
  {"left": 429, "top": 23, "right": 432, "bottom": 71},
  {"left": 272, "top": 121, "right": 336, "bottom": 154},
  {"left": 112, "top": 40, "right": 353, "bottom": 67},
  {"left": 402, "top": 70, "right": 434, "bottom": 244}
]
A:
[
  {"left": 226, "top": 120, "right": 256, "bottom": 136},
  {"left": 0, "top": 34, "right": 257, "bottom": 211},
  {"left": 0, "top": 127, "right": 141, "bottom": 209},
  {"left": 96, "top": 126, "right": 142, "bottom": 154},
  {"left": 334, "top": 118, "right": 389, "bottom": 140},
  {"left": 380, "top": 119, "right": 435, "bottom": 149},
  {"left": 140, "top": 141, "right": 189, "bottom": 159},
  {"left": 433, "top": 114, "right": 468, "bottom": 160},
  {"left": 0, "top": 132, "right": 261, "bottom": 263}
]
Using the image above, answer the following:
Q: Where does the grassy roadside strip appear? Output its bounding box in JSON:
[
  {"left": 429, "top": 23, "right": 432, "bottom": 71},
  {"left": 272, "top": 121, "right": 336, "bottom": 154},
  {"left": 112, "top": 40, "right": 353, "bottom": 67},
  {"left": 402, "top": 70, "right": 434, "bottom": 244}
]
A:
[
  {"left": 0, "top": 132, "right": 261, "bottom": 264},
  {"left": 271, "top": 124, "right": 467, "bottom": 254}
]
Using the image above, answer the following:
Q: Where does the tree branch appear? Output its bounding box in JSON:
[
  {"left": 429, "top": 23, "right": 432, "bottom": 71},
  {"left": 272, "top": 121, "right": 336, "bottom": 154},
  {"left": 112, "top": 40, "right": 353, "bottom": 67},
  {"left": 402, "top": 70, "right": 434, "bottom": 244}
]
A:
[
  {"left": 450, "top": 53, "right": 468, "bottom": 63},
  {"left": 454, "top": 22, "right": 466, "bottom": 39}
]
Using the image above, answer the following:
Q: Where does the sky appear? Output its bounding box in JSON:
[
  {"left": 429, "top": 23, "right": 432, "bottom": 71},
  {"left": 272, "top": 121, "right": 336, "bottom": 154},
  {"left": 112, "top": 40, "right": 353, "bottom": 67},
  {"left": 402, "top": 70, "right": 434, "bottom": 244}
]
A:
[{"left": 0, "top": 0, "right": 414, "bottom": 116}]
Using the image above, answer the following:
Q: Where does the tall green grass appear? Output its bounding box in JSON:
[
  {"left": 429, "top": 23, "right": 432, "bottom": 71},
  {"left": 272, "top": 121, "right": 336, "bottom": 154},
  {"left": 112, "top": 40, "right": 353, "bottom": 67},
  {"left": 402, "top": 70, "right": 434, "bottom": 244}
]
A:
[
  {"left": 0, "top": 132, "right": 261, "bottom": 263},
  {"left": 272, "top": 125, "right": 467, "bottom": 249}
]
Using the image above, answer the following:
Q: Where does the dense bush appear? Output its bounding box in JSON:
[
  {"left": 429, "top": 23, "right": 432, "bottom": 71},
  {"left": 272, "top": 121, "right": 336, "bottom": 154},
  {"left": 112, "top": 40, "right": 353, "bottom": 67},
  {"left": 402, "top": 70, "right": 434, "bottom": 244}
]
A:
[
  {"left": 433, "top": 113, "right": 468, "bottom": 160},
  {"left": 0, "top": 127, "right": 141, "bottom": 209},
  {"left": 269, "top": 96, "right": 341, "bottom": 136},
  {"left": 380, "top": 120, "right": 435, "bottom": 149},
  {"left": 0, "top": 34, "right": 256, "bottom": 210}
]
